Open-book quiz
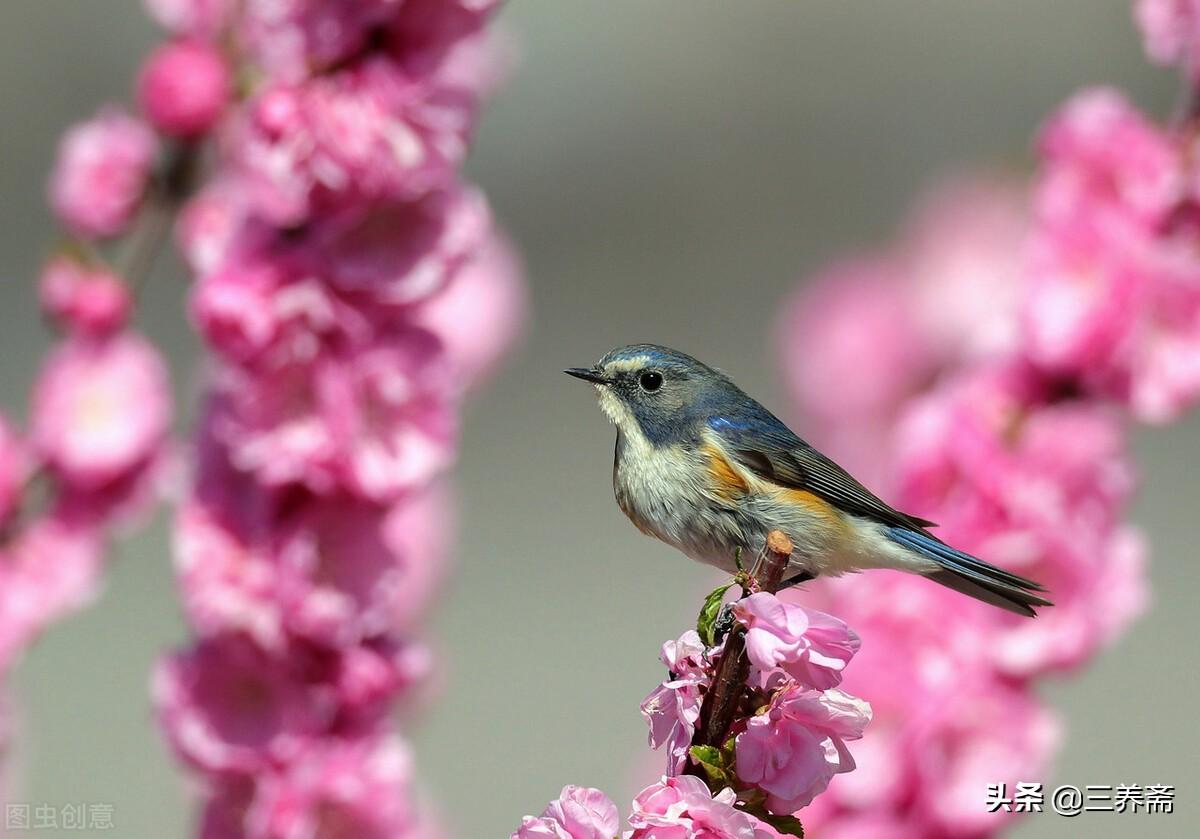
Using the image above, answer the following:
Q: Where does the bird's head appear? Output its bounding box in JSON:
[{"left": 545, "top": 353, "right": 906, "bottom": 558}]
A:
[{"left": 565, "top": 344, "right": 735, "bottom": 446}]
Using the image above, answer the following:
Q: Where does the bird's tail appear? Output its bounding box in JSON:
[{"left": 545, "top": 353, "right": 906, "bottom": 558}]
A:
[{"left": 886, "top": 527, "right": 1051, "bottom": 617}]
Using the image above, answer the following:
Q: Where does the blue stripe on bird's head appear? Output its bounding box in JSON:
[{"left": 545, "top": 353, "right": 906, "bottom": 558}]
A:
[{"left": 565, "top": 344, "right": 753, "bottom": 446}]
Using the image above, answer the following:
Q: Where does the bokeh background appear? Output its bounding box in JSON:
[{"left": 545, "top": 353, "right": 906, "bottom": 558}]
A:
[{"left": 1, "top": 1, "right": 1196, "bottom": 836}]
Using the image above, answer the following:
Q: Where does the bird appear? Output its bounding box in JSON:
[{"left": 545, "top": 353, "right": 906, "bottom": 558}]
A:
[{"left": 565, "top": 343, "right": 1050, "bottom": 616}]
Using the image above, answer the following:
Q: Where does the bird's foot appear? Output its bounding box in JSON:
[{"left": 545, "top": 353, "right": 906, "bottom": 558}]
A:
[
  {"left": 712, "top": 603, "right": 737, "bottom": 646},
  {"left": 778, "top": 571, "right": 815, "bottom": 590}
]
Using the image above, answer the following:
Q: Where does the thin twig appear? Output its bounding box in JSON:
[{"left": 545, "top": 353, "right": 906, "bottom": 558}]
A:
[
  {"left": 120, "top": 143, "right": 201, "bottom": 296},
  {"left": 686, "top": 531, "right": 794, "bottom": 771}
]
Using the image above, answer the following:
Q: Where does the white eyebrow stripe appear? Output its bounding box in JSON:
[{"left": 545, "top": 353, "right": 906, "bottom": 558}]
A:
[{"left": 605, "top": 356, "right": 652, "bottom": 373}]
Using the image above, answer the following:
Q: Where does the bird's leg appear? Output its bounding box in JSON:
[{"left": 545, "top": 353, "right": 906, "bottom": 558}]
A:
[
  {"left": 779, "top": 570, "right": 815, "bottom": 589},
  {"left": 712, "top": 604, "right": 737, "bottom": 645}
]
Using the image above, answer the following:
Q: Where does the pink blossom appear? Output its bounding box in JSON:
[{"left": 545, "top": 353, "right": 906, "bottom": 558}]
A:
[
  {"left": 0, "top": 517, "right": 104, "bottom": 671},
  {"left": 891, "top": 364, "right": 1148, "bottom": 676},
  {"left": 658, "top": 629, "right": 708, "bottom": 679},
  {"left": 1135, "top": 0, "right": 1200, "bottom": 79},
  {"left": 1035, "top": 88, "right": 1180, "bottom": 231},
  {"left": 143, "top": 0, "right": 232, "bottom": 39},
  {"left": 512, "top": 786, "right": 620, "bottom": 839},
  {"left": 191, "top": 256, "right": 350, "bottom": 367},
  {"left": 0, "top": 415, "right": 28, "bottom": 527},
  {"left": 909, "top": 679, "right": 1060, "bottom": 835},
  {"left": 902, "top": 178, "right": 1027, "bottom": 362},
  {"left": 48, "top": 108, "right": 158, "bottom": 238},
  {"left": 735, "top": 684, "right": 871, "bottom": 814},
  {"left": 177, "top": 181, "right": 248, "bottom": 275},
  {"left": 138, "top": 39, "right": 231, "bottom": 139},
  {"left": 39, "top": 257, "right": 131, "bottom": 337},
  {"left": 174, "top": 494, "right": 283, "bottom": 649},
  {"left": 212, "top": 329, "right": 456, "bottom": 500},
  {"left": 301, "top": 187, "right": 491, "bottom": 309},
  {"left": 153, "top": 634, "right": 328, "bottom": 774},
  {"left": 238, "top": 0, "right": 406, "bottom": 81},
  {"left": 640, "top": 678, "right": 703, "bottom": 777},
  {"left": 32, "top": 333, "right": 171, "bottom": 491},
  {"left": 641, "top": 631, "right": 708, "bottom": 775},
  {"left": 734, "top": 592, "right": 860, "bottom": 689},
  {"left": 228, "top": 56, "right": 486, "bottom": 226},
  {"left": 244, "top": 734, "right": 417, "bottom": 839},
  {"left": 327, "top": 640, "right": 432, "bottom": 726},
  {"left": 1020, "top": 220, "right": 1142, "bottom": 382},
  {"left": 277, "top": 488, "right": 453, "bottom": 647},
  {"left": 628, "top": 775, "right": 779, "bottom": 839},
  {"left": 411, "top": 231, "right": 526, "bottom": 388},
  {"left": 778, "top": 258, "right": 927, "bottom": 426},
  {"left": 197, "top": 778, "right": 254, "bottom": 839}
]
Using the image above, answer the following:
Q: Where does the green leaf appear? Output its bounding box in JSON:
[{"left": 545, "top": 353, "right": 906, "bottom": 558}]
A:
[
  {"left": 752, "top": 812, "right": 804, "bottom": 837},
  {"left": 697, "top": 582, "right": 734, "bottom": 646},
  {"left": 689, "top": 744, "right": 733, "bottom": 788}
]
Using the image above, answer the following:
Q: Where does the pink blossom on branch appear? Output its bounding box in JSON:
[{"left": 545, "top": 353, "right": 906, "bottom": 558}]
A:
[
  {"left": 735, "top": 685, "right": 871, "bottom": 814},
  {"left": 513, "top": 785, "right": 621, "bottom": 839},
  {"left": 1135, "top": 0, "right": 1200, "bottom": 79},
  {"left": 38, "top": 258, "right": 132, "bottom": 337},
  {"left": 627, "top": 775, "right": 783, "bottom": 839},
  {"left": 138, "top": 39, "right": 231, "bottom": 139},
  {"left": 144, "top": 0, "right": 522, "bottom": 834},
  {"left": 733, "top": 592, "right": 860, "bottom": 690},
  {"left": 31, "top": 332, "right": 171, "bottom": 492},
  {"left": 48, "top": 108, "right": 158, "bottom": 239}
]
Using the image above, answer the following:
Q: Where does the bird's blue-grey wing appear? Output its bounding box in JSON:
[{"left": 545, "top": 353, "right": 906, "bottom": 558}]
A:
[
  {"left": 709, "top": 413, "right": 1049, "bottom": 607},
  {"left": 707, "top": 414, "right": 938, "bottom": 532}
]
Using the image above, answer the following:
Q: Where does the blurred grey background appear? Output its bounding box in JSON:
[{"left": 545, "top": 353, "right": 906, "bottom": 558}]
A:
[{"left": 1, "top": 1, "right": 1196, "bottom": 837}]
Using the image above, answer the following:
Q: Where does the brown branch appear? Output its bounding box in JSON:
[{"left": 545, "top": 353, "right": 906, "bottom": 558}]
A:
[
  {"left": 120, "top": 142, "right": 201, "bottom": 296},
  {"left": 686, "top": 530, "right": 794, "bottom": 773}
]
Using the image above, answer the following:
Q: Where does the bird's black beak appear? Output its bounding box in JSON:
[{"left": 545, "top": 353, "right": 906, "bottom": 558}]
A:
[{"left": 564, "top": 367, "right": 608, "bottom": 384}]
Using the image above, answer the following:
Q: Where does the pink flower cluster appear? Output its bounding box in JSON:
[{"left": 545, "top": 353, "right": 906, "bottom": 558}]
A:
[
  {"left": 770, "top": 17, "right": 1200, "bottom": 827},
  {"left": 514, "top": 592, "right": 870, "bottom": 837},
  {"left": 2, "top": 52, "right": 178, "bottom": 788},
  {"left": 514, "top": 778, "right": 792, "bottom": 838},
  {"left": 134, "top": 1, "right": 522, "bottom": 836}
]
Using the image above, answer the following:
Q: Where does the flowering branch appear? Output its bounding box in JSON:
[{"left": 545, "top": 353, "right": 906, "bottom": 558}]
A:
[
  {"left": 688, "top": 530, "right": 793, "bottom": 760},
  {"left": 512, "top": 530, "right": 869, "bottom": 838}
]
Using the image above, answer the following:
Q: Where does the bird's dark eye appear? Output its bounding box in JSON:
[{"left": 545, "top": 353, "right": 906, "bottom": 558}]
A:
[{"left": 639, "top": 371, "right": 664, "bottom": 392}]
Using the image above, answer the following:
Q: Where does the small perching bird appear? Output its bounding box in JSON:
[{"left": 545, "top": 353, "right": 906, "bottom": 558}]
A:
[{"left": 566, "top": 344, "right": 1050, "bottom": 616}]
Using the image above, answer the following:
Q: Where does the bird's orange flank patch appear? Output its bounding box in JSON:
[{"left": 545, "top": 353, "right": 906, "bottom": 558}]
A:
[{"left": 703, "top": 444, "right": 751, "bottom": 500}]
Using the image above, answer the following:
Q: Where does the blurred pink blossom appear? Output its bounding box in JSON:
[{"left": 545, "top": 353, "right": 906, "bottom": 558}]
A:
[
  {"left": 0, "top": 416, "right": 29, "bottom": 527},
  {"left": 228, "top": 55, "right": 487, "bottom": 226},
  {"left": 734, "top": 592, "right": 860, "bottom": 690},
  {"left": 909, "top": 679, "right": 1061, "bottom": 836},
  {"left": 174, "top": 494, "right": 284, "bottom": 649},
  {"left": 38, "top": 258, "right": 131, "bottom": 337},
  {"left": 1035, "top": 88, "right": 1180, "bottom": 230},
  {"left": 32, "top": 333, "right": 171, "bottom": 492},
  {"left": 278, "top": 491, "right": 451, "bottom": 647},
  {"left": 0, "top": 517, "right": 103, "bottom": 671},
  {"left": 512, "top": 785, "right": 621, "bottom": 839},
  {"left": 302, "top": 188, "right": 491, "bottom": 309},
  {"left": 244, "top": 734, "right": 418, "bottom": 839},
  {"left": 735, "top": 684, "right": 871, "bottom": 814},
  {"left": 892, "top": 363, "right": 1148, "bottom": 676},
  {"left": 48, "top": 108, "right": 157, "bottom": 239},
  {"left": 138, "top": 39, "right": 231, "bottom": 139},
  {"left": 411, "top": 231, "right": 526, "bottom": 388},
  {"left": 144, "top": 0, "right": 232, "bottom": 39},
  {"left": 1136, "top": 0, "right": 1200, "bottom": 79},
  {"left": 211, "top": 329, "right": 456, "bottom": 500},
  {"left": 154, "top": 633, "right": 328, "bottom": 775}
]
